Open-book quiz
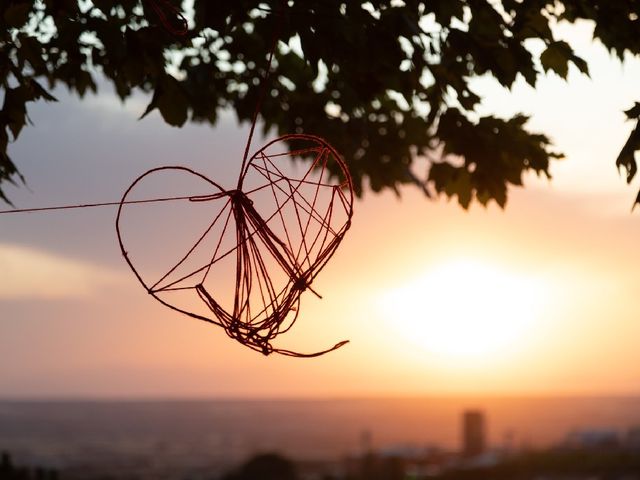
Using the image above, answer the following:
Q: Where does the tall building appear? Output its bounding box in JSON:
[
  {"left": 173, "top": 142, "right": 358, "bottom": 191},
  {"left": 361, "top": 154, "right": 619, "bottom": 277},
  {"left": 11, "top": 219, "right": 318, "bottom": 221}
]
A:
[{"left": 462, "top": 410, "right": 486, "bottom": 457}]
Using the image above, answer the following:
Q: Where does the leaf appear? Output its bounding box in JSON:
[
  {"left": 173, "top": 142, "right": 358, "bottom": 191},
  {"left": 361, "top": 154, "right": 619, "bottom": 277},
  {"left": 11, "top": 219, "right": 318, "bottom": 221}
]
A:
[
  {"left": 4, "top": 2, "right": 31, "bottom": 28},
  {"left": 625, "top": 102, "right": 640, "bottom": 120},
  {"left": 428, "top": 162, "right": 473, "bottom": 209},
  {"left": 0, "top": 151, "right": 19, "bottom": 206},
  {"left": 516, "top": 10, "right": 553, "bottom": 41},
  {"left": 540, "top": 41, "right": 572, "bottom": 78},
  {"left": 616, "top": 121, "right": 640, "bottom": 184},
  {"left": 75, "top": 70, "right": 96, "bottom": 97},
  {"left": 18, "top": 35, "right": 47, "bottom": 74},
  {"left": 29, "top": 79, "right": 58, "bottom": 102},
  {"left": 570, "top": 54, "right": 589, "bottom": 76},
  {"left": 452, "top": 170, "right": 472, "bottom": 209},
  {"left": 429, "top": 1, "right": 464, "bottom": 25},
  {"left": 2, "top": 87, "right": 28, "bottom": 140},
  {"left": 139, "top": 89, "right": 160, "bottom": 120},
  {"left": 469, "top": 2, "right": 504, "bottom": 42},
  {"left": 156, "top": 78, "right": 188, "bottom": 126},
  {"left": 633, "top": 189, "right": 640, "bottom": 212}
]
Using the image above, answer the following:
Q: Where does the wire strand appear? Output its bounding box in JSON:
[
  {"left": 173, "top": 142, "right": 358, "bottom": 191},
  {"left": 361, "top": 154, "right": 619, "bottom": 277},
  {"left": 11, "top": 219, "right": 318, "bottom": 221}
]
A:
[{"left": 0, "top": 194, "right": 217, "bottom": 215}]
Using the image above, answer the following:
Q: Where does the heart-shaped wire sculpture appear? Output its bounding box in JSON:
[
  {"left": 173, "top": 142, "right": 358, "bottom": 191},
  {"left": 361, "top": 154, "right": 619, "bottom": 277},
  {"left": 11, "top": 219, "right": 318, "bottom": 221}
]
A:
[{"left": 116, "top": 134, "right": 353, "bottom": 357}]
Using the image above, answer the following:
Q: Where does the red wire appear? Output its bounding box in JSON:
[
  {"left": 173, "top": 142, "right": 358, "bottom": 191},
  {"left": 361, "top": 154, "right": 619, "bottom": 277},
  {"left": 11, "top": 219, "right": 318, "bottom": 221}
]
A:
[{"left": 116, "top": 136, "right": 353, "bottom": 357}]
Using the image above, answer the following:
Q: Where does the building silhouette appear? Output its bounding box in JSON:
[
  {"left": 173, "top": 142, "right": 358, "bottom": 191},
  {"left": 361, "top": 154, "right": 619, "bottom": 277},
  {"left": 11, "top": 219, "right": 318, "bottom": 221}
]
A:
[{"left": 462, "top": 410, "right": 486, "bottom": 457}]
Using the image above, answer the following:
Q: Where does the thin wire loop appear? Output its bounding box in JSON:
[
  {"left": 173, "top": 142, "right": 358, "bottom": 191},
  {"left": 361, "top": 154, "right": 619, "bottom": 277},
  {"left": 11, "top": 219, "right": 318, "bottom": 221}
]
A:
[{"left": 116, "top": 136, "right": 353, "bottom": 357}]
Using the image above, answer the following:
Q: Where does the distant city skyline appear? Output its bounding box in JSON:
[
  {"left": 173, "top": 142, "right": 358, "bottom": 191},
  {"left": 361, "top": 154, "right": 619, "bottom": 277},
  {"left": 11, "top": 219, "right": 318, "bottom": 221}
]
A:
[
  {"left": 3, "top": 397, "right": 640, "bottom": 479},
  {"left": 463, "top": 410, "right": 486, "bottom": 457}
]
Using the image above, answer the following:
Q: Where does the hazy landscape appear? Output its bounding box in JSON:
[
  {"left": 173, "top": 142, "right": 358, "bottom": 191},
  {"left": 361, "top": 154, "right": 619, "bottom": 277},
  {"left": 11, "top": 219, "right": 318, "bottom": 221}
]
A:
[{"left": 3, "top": 397, "right": 640, "bottom": 478}]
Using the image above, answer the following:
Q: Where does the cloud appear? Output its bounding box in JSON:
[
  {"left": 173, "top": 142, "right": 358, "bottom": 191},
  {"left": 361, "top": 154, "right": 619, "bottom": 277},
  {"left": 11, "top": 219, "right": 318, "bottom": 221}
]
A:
[{"left": 0, "top": 244, "right": 123, "bottom": 300}]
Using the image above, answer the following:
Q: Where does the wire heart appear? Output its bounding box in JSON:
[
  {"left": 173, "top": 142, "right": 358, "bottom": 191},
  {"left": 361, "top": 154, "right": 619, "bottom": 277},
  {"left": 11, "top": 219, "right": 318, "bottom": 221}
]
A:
[{"left": 116, "top": 134, "right": 353, "bottom": 356}]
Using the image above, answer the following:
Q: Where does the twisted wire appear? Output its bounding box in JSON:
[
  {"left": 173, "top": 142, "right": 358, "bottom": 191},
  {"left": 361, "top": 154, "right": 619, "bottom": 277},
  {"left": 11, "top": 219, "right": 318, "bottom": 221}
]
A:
[{"left": 116, "top": 136, "right": 353, "bottom": 357}]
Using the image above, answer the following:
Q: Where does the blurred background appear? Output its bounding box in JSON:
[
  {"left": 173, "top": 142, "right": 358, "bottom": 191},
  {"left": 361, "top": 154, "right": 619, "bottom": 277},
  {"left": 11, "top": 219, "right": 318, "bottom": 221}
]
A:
[{"left": 3, "top": 2, "right": 640, "bottom": 479}]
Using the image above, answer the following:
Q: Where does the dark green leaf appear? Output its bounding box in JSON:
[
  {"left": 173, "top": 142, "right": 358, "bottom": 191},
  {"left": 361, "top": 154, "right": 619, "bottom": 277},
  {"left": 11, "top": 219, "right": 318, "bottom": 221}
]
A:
[
  {"left": 540, "top": 41, "right": 572, "bottom": 78},
  {"left": 616, "top": 121, "right": 640, "bottom": 183},
  {"left": 4, "top": 2, "right": 31, "bottom": 27},
  {"left": 29, "top": 79, "right": 58, "bottom": 102},
  {"left": 625, "top": 102, "right": 640, "bottom": 119},
  {"left": 633, "top": 188, "right": 640, "bottom": 211},
  {"left": 156, "top": 78, "right": 188, "bottom": 127},
  {"left": 570, "top": 53, "right": 589, "bottom": 76},
  {"left": 139, "top": 90, "right": 160, "bottom": 120}
]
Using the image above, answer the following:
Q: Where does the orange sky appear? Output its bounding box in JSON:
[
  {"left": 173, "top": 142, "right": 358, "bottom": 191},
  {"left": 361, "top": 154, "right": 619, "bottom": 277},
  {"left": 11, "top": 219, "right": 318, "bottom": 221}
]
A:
[{"left": 1, "top": 21, "right": 640, "bottom": 398}]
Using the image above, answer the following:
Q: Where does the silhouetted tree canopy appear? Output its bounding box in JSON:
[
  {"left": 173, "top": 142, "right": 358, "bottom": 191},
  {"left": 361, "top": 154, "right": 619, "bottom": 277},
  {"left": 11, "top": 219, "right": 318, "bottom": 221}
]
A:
[
  {"left": 221, "top": 453, "right": 298, "bottom": 480},
  {"left": 2, "top": 1, "right": 640, "bottom": 207},
  {"left": 0, "top": 451, "right": 59, "bottom": 480}
]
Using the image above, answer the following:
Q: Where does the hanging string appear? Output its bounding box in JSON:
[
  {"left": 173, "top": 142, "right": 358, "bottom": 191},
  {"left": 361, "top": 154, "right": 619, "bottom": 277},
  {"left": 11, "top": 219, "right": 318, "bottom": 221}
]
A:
[
  {"left": 238, "top": 3, "right": 286, "bottom": 189},
  {"left": 0, "top": 194, "right": 213, "bottom": 215}
]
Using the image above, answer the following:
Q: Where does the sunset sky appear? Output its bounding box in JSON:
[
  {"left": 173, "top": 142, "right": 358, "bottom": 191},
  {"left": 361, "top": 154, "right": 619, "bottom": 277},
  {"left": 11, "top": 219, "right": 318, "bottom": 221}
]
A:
[{"left": 2, "top": 20, "right": 640, "bottom": 398}]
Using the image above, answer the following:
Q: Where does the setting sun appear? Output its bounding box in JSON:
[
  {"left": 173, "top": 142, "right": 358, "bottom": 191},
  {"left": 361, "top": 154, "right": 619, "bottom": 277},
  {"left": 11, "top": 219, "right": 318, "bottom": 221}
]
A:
[{"left": 379, "top": 259, "right": 547, "bottom": 359}]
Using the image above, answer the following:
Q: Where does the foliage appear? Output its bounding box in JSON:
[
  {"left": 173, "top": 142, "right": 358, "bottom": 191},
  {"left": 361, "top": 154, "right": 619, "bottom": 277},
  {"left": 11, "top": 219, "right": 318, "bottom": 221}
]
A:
[
  {"left": 1, "top": 0, "right": 640, "bottom": 207},
  {"left": 437, "top": 448, "right": 640, "bottom": 480},
  {"left": 0, "top": 451, "right": 59, "bottom": 480},
  {"left": 220, "top": 453, "right": 298, "bottom": 480}
]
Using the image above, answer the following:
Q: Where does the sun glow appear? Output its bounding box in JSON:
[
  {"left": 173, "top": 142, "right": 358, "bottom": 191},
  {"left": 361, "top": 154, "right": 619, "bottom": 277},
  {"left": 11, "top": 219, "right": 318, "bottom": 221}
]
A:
[{"left": 379, "top": 259, "right": 546, "bottom": 359}]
